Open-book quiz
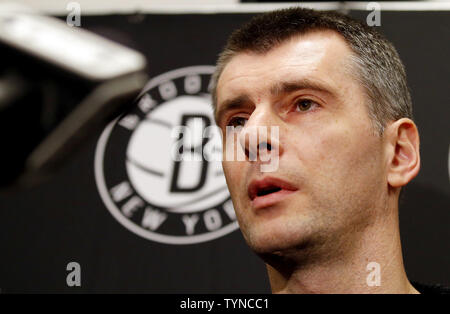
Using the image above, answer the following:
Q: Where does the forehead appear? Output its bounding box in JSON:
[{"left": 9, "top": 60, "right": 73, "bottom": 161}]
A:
[{"left": 216, "top": 30, "right": 355, "bottom": 105}]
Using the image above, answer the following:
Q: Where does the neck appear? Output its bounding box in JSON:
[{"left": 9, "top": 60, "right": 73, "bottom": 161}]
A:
[{"left": 265, "top": 197, "right": 419, "bottom": 294}]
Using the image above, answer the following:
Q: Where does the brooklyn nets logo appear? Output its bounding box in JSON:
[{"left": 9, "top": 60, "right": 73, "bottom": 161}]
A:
[{"left": 94, "top": 66, "right": 238, "bottom": 244}]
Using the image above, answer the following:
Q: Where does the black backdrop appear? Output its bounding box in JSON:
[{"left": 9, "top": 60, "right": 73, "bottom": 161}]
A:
[{"left": 0, "top": 8, "right": 449, "bottom": 293}]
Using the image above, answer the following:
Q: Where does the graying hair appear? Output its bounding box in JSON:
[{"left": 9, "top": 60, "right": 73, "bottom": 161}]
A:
[{"left": 210, "top": 7, "right": 413, "bottom": 136}]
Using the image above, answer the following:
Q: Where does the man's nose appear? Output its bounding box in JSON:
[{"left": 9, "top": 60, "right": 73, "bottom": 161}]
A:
[{"left": 238, "top": 107, "right": 282, "bottom": 161}]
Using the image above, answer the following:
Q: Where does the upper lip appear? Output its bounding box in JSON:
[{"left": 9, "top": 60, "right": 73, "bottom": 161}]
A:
[{"left": 247, "top": 176, "right": 298, "bottom": 201}]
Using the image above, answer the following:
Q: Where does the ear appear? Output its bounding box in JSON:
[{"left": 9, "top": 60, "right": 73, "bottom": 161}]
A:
[{"left": 385, "top": 118, "right": 421, "bottom": 188}]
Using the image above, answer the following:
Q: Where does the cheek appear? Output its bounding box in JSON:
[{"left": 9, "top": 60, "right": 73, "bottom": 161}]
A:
[
  {"left": 290, "top": 120, "right": 382, "bottom": 188},
  {"left": 221, "top": 134, "right": 247, "bottom": 183},
  {"left": 221, "top": 161, "right": 243, "bottom": 194},
  {"left": 221, "top": 161, "right": 233, "bottom": 183},
  {"left": 221, "top": 160, "right": 249, "bottom": 223}
]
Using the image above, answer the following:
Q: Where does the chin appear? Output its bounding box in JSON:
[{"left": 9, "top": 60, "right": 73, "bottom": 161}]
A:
[
  {"left": 243, "top": 223, "right": 312, "bottom": 256},
  {"left": 240, "top": 213, "right": 329, "bottom": 266}
]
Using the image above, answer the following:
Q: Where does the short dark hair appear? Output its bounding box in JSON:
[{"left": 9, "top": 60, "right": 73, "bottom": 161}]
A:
[{"left": 211, "top": 7, "right": 413, "bottom": 136}]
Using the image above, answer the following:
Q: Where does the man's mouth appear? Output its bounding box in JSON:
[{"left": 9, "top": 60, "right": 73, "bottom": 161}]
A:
[
  {"left": 256, "top": 186, "right": 282, "bottom": 197},
  {"left": 247, "top": 177, "right": 298, "bottom": 210}
]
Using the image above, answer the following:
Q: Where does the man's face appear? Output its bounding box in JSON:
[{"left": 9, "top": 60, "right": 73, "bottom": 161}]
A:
[{"left": 215, "top": 30, "right": 388, "bottom": 255}]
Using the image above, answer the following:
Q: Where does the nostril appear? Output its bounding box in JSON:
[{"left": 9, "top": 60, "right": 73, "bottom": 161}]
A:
[{"left": 258, "top": 141, "right": 271, "bottom": 151}]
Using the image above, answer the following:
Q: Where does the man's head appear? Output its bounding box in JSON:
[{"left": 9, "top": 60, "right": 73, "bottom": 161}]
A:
[
  {"left": 213, "top": 8, "right": 420, "bottom": 262},
  {"left": 212, "top": 8, "right": 413, "bottom": 136}
]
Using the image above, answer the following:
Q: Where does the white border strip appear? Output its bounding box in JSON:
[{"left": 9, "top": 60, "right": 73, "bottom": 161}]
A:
[
  {"left": 9, "top": 1, "right": 450, "bottom": 15},
  {"left": 349, "top": 1, "right": 450, "bottom": 11},
  {"left": 11, "top": 1, "right": 340, "bottom": 15}
]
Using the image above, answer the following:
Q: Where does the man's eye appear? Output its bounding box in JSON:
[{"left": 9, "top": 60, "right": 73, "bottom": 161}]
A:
[
  {"left": 295, "top": 99, "right": 317, "bottom": 112},
  {"left": 227, "top": 117, "right": 247, "bottom": 127}
]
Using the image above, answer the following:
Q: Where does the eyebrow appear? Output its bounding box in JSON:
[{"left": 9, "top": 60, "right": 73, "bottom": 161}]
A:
[
  {"left": 215, "top": 94, "right": 251, "bottom": 124},
  {"left": 270, "top": 78, "right": 335, "bottom": 97},
  {"left": 215, "top": 78, "right": 336, "bottom": 124}
]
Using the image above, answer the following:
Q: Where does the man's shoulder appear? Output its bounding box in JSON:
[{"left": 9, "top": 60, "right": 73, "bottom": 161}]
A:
[{"left": 412, "top": 281, "right": 450, "bottom": 294}]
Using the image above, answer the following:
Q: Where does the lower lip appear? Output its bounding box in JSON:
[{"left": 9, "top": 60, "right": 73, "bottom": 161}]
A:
[{"left": 251, "top": 189, "right": 297, "bottom": 210}]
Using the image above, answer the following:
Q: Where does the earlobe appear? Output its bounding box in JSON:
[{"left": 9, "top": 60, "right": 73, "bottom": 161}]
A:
[{"left": 386, "top": 118, "right": 421, "bottom": 188}]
